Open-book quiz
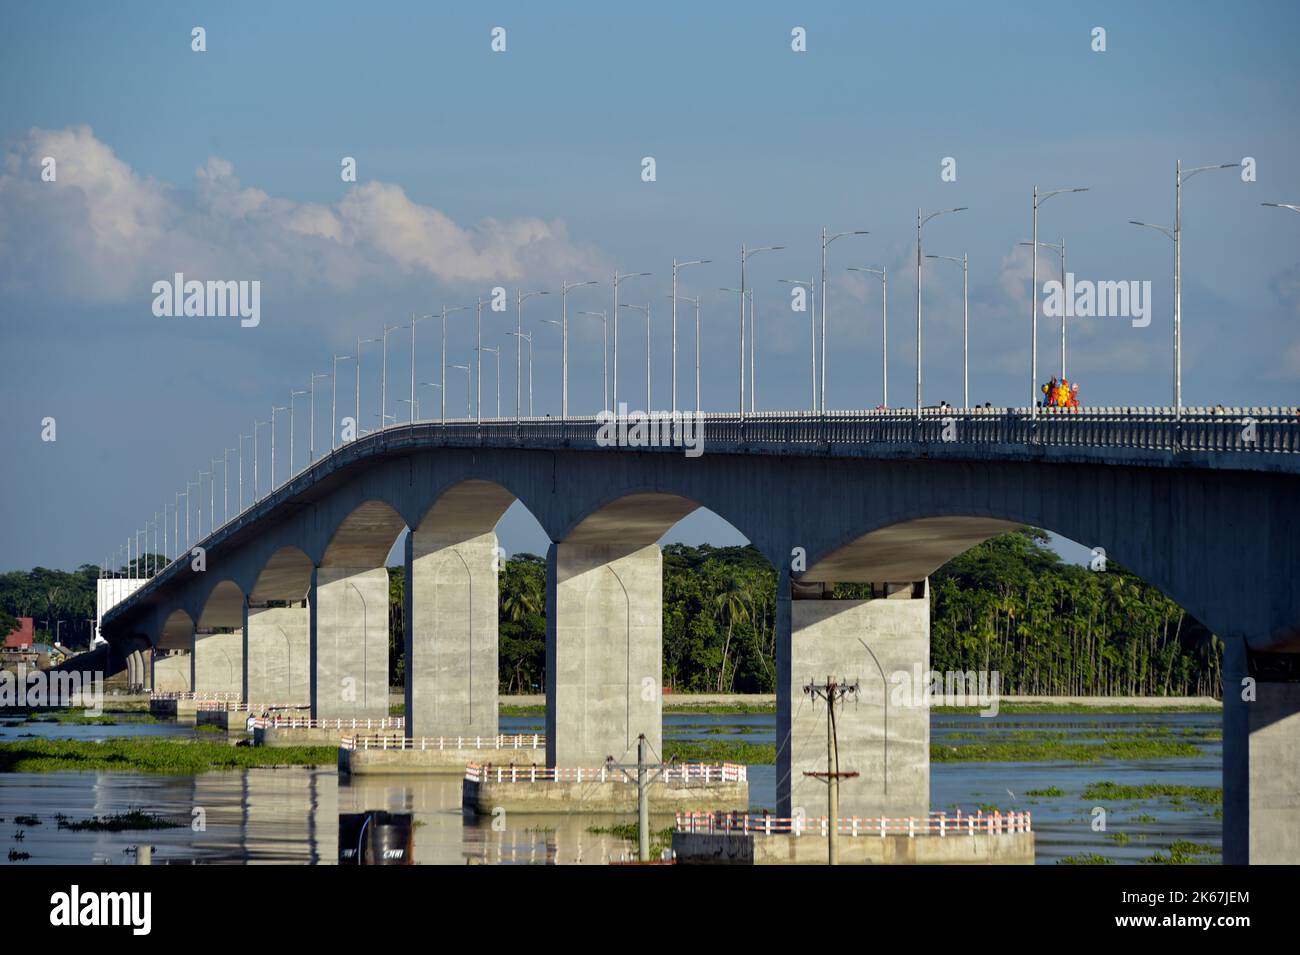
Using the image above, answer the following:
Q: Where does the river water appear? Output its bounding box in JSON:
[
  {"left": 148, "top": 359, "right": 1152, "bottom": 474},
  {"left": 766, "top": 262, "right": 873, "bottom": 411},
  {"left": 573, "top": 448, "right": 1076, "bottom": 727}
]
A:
[{"left": 0, "top": 710, "right": 1221, "bottom": 865}]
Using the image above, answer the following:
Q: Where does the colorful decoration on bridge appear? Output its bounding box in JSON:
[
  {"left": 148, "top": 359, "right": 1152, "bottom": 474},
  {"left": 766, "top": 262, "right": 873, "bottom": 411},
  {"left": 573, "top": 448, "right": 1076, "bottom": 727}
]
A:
[{"left": 1041, "top": 376, "right": 1080, "bottom": 410}]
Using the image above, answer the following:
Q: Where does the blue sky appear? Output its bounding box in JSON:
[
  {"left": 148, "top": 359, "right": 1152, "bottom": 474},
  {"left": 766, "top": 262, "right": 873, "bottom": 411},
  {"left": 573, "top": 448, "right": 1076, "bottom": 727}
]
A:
[{"left": 1, "top": 1, "right": 1298, "bottom": 570}]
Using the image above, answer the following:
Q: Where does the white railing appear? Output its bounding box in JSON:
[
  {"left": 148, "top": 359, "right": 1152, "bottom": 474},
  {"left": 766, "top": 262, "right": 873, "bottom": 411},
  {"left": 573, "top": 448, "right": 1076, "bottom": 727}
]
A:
[
  {"left": 252, "top": 716, "right": 404, "bottom": 730},
  {"left": 674, "top": 809, "right": 1032, "bottom": 837},
  {"left": 151, "top": 690, "right": 242, "bottom": 701},
  {"left": 464, "top": 762, "right": 748, "bottom": 785},
  {"left": 341, "top": 733, "right": 545, "bottom": 752},
  {"left": 197, "top": 701, "right": 310, "bottom": 713}
]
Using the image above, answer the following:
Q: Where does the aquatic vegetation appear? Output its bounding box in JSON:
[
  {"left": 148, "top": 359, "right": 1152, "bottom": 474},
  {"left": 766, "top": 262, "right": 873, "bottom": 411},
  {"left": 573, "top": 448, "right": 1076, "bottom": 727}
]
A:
[
  {"left": 1025, "top": 786, "right": 1065, "bottom": 797},
  {"left": 1106, "top": 832, "right": 1130, "bottom": 845},
  {"left": 1057, "top": 853, "right": 1113, "bottom": 865},
  {"left": 932, "top": 738, "right": 1201, "bottom": 763},
  {"left": 1140, "top": 841, "right": 1219, "bottom": 864},
  {"left": 0, "top": 739, "right": 337, "bottom": 773},
  {"left": 1080, "top": 782, "right": 1221, "bottom": 805},
  {"left": 663, "top": 739, "right": 775, "bottom": 764}
]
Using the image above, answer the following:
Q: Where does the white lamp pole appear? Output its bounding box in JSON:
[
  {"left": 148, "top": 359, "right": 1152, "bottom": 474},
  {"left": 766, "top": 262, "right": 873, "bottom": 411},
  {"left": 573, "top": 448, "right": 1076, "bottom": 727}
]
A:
[
  {"left": 1030, "top": 187, "right": 1086, "bottom": 414},
  {"left": 820, "top": 229, "right": 869, "bottom": 411}
]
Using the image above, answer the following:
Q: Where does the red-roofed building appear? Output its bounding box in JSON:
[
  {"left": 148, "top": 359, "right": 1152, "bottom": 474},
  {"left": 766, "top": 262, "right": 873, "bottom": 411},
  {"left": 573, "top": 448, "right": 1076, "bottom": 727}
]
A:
[{"left": 3, "top": 617, "right": 35, "bottom": 649}]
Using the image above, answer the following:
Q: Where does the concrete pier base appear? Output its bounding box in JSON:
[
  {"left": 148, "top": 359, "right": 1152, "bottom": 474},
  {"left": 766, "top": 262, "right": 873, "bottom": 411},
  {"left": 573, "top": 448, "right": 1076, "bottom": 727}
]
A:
[
  {"left": 1224, "top": 641, "right": 1300, "bottom": 864},
  {"left": 407, "top": 529, "right": 499, "bottom": 739},
  {"left": 246, "top": 604, "right": 309, "bottom": 708},
  {"left": 338, "top": 735, "right": 547, "bottom": 775},
  {"left": 547, "top": 542, "right": 662, "bottom": 767},
  {"left": 782, "top": 582, "right": 930, "bottom": 821},
  {"left": 193, "top": 630, "right": 244, "bottom": 698},
  {"left": 313, "top": 566, "right": 389, "bottom": 720}
]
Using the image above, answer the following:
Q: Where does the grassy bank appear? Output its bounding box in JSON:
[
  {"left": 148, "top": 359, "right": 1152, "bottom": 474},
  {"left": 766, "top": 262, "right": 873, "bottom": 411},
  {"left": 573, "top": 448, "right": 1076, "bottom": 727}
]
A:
[{"left": 0, "top": 739, "right": 337, "bottom": 774}]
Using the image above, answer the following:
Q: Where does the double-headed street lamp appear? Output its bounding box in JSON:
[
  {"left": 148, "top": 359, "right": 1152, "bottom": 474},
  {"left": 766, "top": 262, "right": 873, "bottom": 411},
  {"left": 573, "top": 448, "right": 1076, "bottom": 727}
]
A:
[
  {"left": 846, "top": 266, "right": 887, "bottom": 408},
  {"left": 1030, "top": 187, "right": 1086, "bottom": 415},
  {"left": 380, "top": 323, "right": 404, "bottom": 430},
  {"left": 820, "top": 229, "right": 869, "bottom": 411},
  {"left": 516, "top": 290, "right": 550, "bottom": 423},
  {"left": 739, "top": 244, "right": 783, "bottom": 417},
  {"left": 926, "top": 253, "right": 970, "bottom": 409},
  {"left": 1131, "top": 161, "right": 1239, "bottom": 416},
  {"left": 559, "top": 280, "right": 599, "bottom": 420},
  {"left": 612, "top": 271, "right": 652, "bottom": 410},
  {"left": 578, "top": 310, "right": 609, "bottom": 412},
  {"left": 671, "top": 259, "right": 710, "bottom": 413},
  {"left": 779, "top": 279, "right": 817, "bottom": 410},
  {"left": 916, "top": 207, "right": 966, "bottom": 412}
]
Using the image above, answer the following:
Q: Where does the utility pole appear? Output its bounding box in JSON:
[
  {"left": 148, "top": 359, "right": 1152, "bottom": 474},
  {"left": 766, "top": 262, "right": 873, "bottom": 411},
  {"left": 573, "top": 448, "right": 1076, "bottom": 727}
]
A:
[
  {"left": 802, "top": 676, "right": 860, "bottom": 865},
  {"left": 606, "top": 734, "right": 673, "bottom": 863}
]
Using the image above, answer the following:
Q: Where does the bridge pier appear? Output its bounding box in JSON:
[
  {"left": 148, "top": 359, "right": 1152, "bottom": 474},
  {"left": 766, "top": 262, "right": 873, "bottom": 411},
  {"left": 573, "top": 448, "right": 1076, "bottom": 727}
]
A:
[
  {"left": 311, "top": 566, "right": 389, "bottom": 720},
  {"left": 193, "top": 630, "right": 244, "bottom": 697},
  {"left": 405, "top": 529, "right": 499, "bottom": 739},
  {"left": 1223, "top": 640, "right": 1300, "bottom": 864},
  {"left": 778, "top": 580, "right": 930, "bottom": 821},
  {"left": 244, "top": 601, "right": 310, "bottom": 707},
  {"left": 546, "top": 541, "right": 662, "bottom": 767}
]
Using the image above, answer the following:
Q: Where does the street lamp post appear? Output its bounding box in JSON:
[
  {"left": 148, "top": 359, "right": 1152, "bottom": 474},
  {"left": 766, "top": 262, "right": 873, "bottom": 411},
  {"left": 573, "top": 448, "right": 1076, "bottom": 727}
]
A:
[
  {"left": 238, "top": 433, "right": 250, "bottom": 512},
  {"left": 612, "top": 271, "right": 651, "bottom": 410},
  {"left": 578, "top": 311, "right": 608, "bottom": 412},
  {"left": 916, "top": 207, "right": 967, "bottom": 412},
  {"left": 356, "top": 337, "right": 377, "bottom": 438},
  {"left": 619, "top": 303, "right": 651, "bottom": 410},
  {"left": 440, "top": 305, "right": 472, "bottom": 424},
  {"left": 1030, "top": 187, "right": 1086, "bottom": 415},
  {"left": 1020, "top": 238, "right": 1066, "bottom": 378},
  {"left": 847, "top": 267, "right": 888, "bottom": 408},
  {"left": 926, "top": 253, "right": 970, "bottom": 409},
  {"left": 223, "top": 448, "right": 233, "bottom": 523},
  {"left": 269, "top": 407, "right": 286, "bottom": 492},
  {"left": 671, "top": 259, "right": 710, "bottom": 413},
  {"left": 253, "top": 420, "right": 266, "bottom": 502},
  {"left": 289, "top": 391, "right": 307, "bottom": 476},
  {"left": 410, "top": 313, "right": 434, "bottom": 423},
  {"left": 451, "top": 364, "right": 472, "bottom": 418},
  {"left": 820, "top": 229, "right": 869, "bottom": 411},
  {"left": 476, "top": 346, "right": 501, "bottom": 418},
  {"left": 560, "top": 280, "right": 598, "bottom": 420},
  {"left": 309, "top": 372, "right": 328, "bottom": 462},
  {"left": 739, "top": 245, "right": 783, "bottom": 418},
  {"left": 331, "top": 355, "right": 352, "bottom": 451},
  {"left": 1131, "top": 161, "right": 1238, "bottom": 416},
  {"left": 516, "top": 290, "right": 550, "bottom": 423},
  {"left": 506, "top": 331, "right": 534, "bottom": 415},
  {"left": 380, "top": 323, "right": 403, "bottom": 431},
  {"left": 780, "top": 279, "right": 818, "bottom": 411}
]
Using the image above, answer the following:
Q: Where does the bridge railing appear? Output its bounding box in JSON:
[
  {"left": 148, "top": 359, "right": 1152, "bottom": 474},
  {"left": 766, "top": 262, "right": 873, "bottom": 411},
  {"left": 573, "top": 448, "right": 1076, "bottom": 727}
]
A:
[
  {"left": 151, "top": 690, "right": 242, "bottom": 701},
  {"left": 399, "top": 407, "right": 1298, "bottom": 454},
  {"left": 674, "top": 808, "right": 1032, "bottom": 837},
  {"left": 252, "top": 716, "right": 404, "bottom": 730},
  {"left": 341, "top": 733, "right": 545, "bottom": 751},
  {"left": 464, "top": 762, "right": 748, "bottom": 784}
]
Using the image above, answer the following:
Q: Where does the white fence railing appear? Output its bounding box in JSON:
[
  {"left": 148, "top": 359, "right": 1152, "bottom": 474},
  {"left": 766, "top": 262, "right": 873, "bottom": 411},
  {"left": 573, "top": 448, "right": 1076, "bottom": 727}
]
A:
[
  {"left": 464, "top": 762, "right": 748, "bottom": 785},
  {"left": 197, "top": 701, "right": 310, "bottom": 713},
  {"left": 151, "top": 691, "right": 242, "bottom": 702},
  {"left": 341, "top": 734, "right": 545, "bottom": 752},
  {"left": 252, "top": 716, "right": 404, "bottom": 730},
  {"left": 674, "top": 809, "right": 1032, "bottom": 837}
]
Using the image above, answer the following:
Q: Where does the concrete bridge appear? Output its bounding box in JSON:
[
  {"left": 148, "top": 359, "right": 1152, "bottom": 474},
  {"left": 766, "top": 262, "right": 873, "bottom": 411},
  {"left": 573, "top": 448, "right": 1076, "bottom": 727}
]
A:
[{"left": 98, "top": 407, "right": 1300, "bottom": 863}]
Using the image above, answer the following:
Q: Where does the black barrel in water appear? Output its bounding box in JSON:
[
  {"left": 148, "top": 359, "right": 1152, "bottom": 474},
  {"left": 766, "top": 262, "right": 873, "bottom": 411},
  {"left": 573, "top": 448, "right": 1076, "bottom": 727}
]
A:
[{"left": 338, "top": 811, "right": 414, "bottom": 865}]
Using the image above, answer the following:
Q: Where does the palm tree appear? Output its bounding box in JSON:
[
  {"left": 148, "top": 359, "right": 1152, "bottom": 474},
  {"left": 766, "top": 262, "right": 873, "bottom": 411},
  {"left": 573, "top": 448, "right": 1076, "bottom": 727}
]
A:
[{"left": 713, "top": 577, "right": 752, "bottom": 693}]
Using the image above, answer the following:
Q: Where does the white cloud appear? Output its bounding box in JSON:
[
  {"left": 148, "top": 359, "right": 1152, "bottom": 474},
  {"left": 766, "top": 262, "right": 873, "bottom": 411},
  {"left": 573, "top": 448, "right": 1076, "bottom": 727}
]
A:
[{"left": 0, "top": 125, "right": 606, "bottom": 306}]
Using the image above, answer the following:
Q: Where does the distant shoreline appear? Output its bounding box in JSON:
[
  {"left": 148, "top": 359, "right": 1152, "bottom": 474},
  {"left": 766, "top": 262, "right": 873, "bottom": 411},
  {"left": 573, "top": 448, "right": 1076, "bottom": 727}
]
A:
[{"left": 495, "top": 693, "right": 1221, "bottom": 714}]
